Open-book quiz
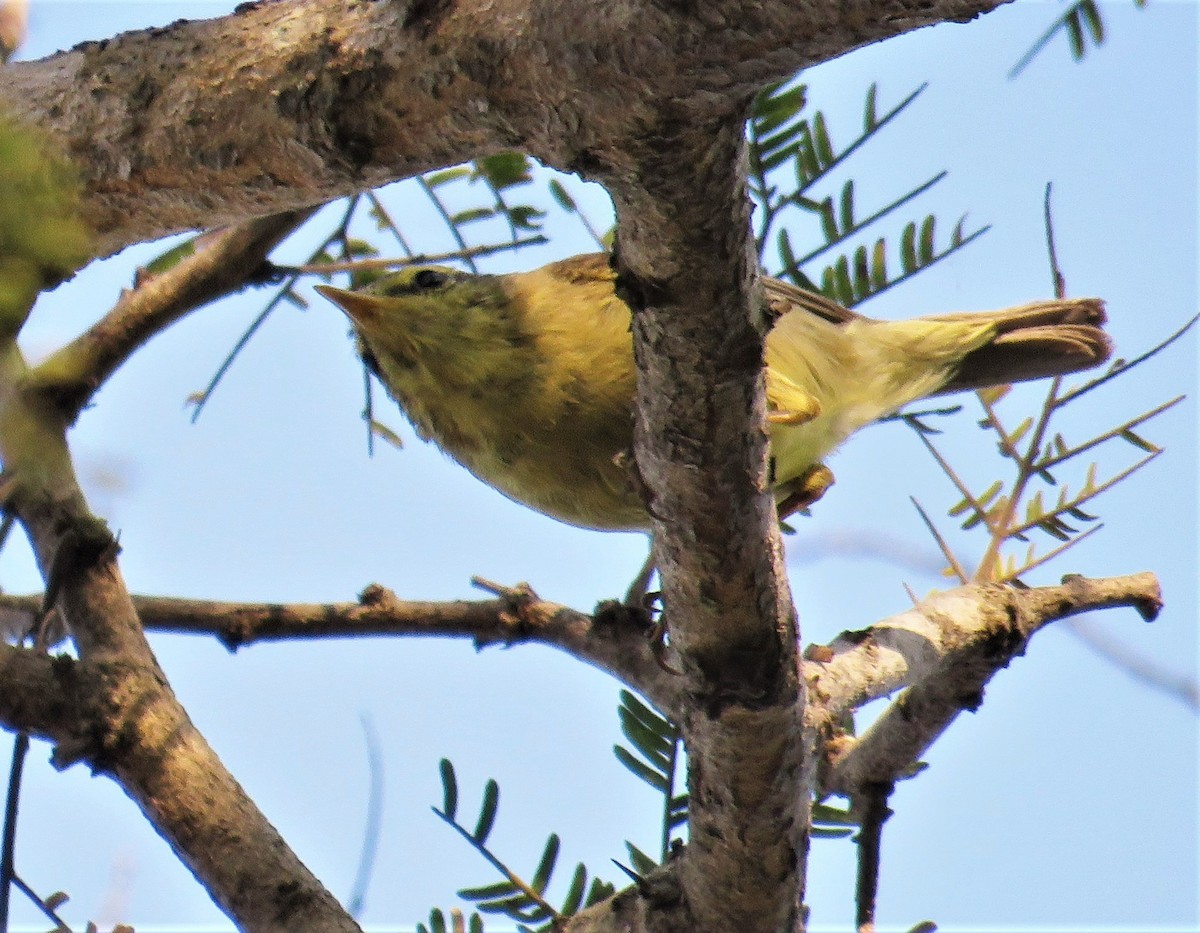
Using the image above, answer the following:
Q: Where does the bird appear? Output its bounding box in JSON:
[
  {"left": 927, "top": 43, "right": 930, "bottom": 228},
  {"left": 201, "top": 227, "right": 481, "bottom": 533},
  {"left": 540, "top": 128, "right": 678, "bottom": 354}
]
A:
[{"left": 314, "top": 253, "right": 1110, "bottom": 532}]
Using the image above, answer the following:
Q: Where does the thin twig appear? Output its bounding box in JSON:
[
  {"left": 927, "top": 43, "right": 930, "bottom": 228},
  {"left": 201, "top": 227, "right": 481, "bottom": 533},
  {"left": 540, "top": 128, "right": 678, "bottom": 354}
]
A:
[
  {"left": 346, "top": 714, "right": 385, "bottom": 919},
  {"left": 1044, "top": 182, "right": 1066, "bottom": 298},
  {"left": 294, "top": 237, "right": 548, "bottom": 275},
  {"left": 997, "top": 523, "right": 1103, "bottom": 582},
  {"left": 1004, "top": 451, "right": 1160, "bottom": 540},
  {"left": 1031, "top": 395, "right": 1182, "bottom": 473},
  {"left": 1055, "top": 313, "right": 1199, "bottom": 409},
  {"left": 188, "top": 200, "right": 358, "bottom": 421},
  {"left": 915, "top": 431, "right": 997, "bottom": 536},
  {"left": 0, "top": 732, "right": 29, "bottom": 931},
  {"left": 29, "top": 210, "right": 313, "bottom": 420},
  {"left": 10, "top": 873, "right": 71, "bottom": 931},
  {"left": 854, "top": 782, "right": 893, "bottom": 933},
  {"left": 909, "top": 497, "right": 968, "bottom": 584}
]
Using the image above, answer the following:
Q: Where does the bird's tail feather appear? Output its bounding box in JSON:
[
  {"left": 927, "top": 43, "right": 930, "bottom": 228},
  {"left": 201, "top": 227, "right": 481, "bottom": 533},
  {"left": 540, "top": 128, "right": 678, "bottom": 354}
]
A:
[{"left": 934, "top": 298, "right": 1111, "bottom": 392}]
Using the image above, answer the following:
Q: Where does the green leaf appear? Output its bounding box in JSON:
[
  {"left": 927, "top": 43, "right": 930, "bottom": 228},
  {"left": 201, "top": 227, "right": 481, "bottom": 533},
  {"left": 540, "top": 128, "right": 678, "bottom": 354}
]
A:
[
  {"left": 505, "top": 205, "right": 546, "bottom": 230},
  {"left": 439, "top": 758, "right": 458, "bottom": 820},
  {"left": 977, "top": 480, "right": 1004, "bottom": 508},
  {"left": 870, "top": 238, "right": 887, "bottom": 291},
  {"left": 812, "top": 826, "right": 855, "bottom": 839},
  {"left": 952, "top": 215, "right": 966, "bottom": 247},
  {"left": 368, "top": 419, "right": 405, "bottom": 450},
  {"left": 474, "top": 152, "right": 533, "bottom": 188},
  {"left": 1008, "top": 416, "right": 1034, "bottom": 447},
  {"left": 863, "top": 82, "right": 879, "bottom": 131},
  {"left": 1065, "top": 9, "right": 1086, "bottom": 60},
  {"left": 947, "top": 496, "right": 973, "bottom": 518},
  {"left": 345, "top": 238, "right": 379, "bottom": 259},
  {"left": 839, "top": 179, "right": 855, "bottom": 231},
  {"left": 758, "top": 141, "right": 801, "bottom": 175},
  {"left": 753, "top": 83, "right": 807, "bottom": 136},
  {"left": 1080, "top": 0, "right": 1107, "bottom": 47},
  {"left": 812, "top": 803, "right": 857, "bottom": 825},
  {"left": 625, "top": 841, "right": 659, "bottom": 875},
  {"left": 778, "top": 228, "right": 799, "bottom": 278},
  {"left": 560, "top": 863, "right": 588, "bottom": 916},
  {"left": 424, "top": 166, "right": 471, "bottom": 188},
  {"left": 1119, "top": 428, "right": 1160, "bottom": 453},
  {"left": 473, "top": 779, "right": 500, "bottom": 842},
  {"left": 1038, "top": 517, "right": 1073, "bottom": 542},
  {"left": 796, "top": 125, "right": 820, "bottom": 186},
  {"left": 818, "top": 197, "right": 839, "bottom": 243},
  {"left": 618, "top": 705, "right": 675, "bottom": 760},
  {"left": 450, "top": 207, "right": 494, "bottom": 226},
  {"left": 812, "top": 112, "right": 834, "bottom": 167},
  {"left": 613, "top": 745, "right": 669, "bottom": 791},
  {"left": 832, "top": 255, "right": 853, "bottom": 307},
  {"left": 852, "top": 243, "right": 870, "bottom": 300},
  {"left": 918, "top": 215, "right": 936, "bottom": 264},
  {"left": 459, "top": 881, "right": 519, "bottom": 901},
  {"left": 548, "top": 179, "right": 577, "bottom": 212},
  {"left": 586, "top": 878, "right": 616, "bottom": 906},
  {"left": 900, "top": 221, "right": 917, "bottom": 274},
  {"left": 142, "top": 237, "right": 198, "bottom": 276},
  {"left": 531, "top": 834, "right": 561, "bottom": 894},
  {"left": 281, "top": 289, "right": 308, "bottom": 310}
]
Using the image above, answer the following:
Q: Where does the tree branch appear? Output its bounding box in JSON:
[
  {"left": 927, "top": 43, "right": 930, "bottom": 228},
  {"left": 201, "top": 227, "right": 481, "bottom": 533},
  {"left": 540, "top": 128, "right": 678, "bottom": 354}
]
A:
[
  {"left": 2, "top": 0, "right": 1008, "bottom": 256},
  {"left": 0, "top": 345, "right": 360, "bottom": 933},
  {"left": 810, "top": 573, "right": 1162, "bottom": 797},
  {"left": 0, "top": 585, "right": 688, "bottom": 721},
  {"left": 25, "top": 209, "right": 314, "bottom": 420}
]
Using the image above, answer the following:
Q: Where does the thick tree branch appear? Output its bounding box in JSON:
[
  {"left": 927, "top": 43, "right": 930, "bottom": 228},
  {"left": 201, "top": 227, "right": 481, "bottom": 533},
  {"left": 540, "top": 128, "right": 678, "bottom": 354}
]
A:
[
  {"left": 602, "top": 104, "right": 805, "bottom": 927},
  {"left": 0, "top": 347, "right": 360, "bottom": 933},
  {"left": 810, "top": 573, "right": 1162, "bottom": 797},
  {"left": 2, "top": 0, "right": 1007, "bottom": 256}
]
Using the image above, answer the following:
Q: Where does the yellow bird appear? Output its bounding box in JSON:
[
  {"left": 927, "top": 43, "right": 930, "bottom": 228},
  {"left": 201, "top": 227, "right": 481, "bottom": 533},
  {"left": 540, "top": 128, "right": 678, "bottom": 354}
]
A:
[{"left": 315, "top": 253, "right": 1109, "bottom": 531}]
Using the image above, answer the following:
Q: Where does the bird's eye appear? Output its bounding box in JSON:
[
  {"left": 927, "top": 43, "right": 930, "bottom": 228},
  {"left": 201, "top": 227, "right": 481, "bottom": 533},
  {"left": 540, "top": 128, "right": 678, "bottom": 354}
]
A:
[{"left": 413, "top": 269, "right": 447, "bottom": 290}]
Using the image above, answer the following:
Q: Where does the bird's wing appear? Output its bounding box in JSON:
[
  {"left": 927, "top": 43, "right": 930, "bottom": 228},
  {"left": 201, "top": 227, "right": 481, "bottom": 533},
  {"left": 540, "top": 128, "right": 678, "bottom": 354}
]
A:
[{"left": 763, "top": 277, "right": 860, "bottom": 327}]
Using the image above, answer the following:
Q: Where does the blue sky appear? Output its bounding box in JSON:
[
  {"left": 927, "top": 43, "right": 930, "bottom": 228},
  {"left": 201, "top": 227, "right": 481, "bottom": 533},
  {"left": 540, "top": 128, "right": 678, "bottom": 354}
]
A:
[{"left": 5, "top": 1, "right": 1197, "bottom": 930}]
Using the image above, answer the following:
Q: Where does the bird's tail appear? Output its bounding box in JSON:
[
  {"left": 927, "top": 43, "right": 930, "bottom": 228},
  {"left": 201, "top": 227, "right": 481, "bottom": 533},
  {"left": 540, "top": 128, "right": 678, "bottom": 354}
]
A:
[{"left": 931, "top": 298, "right": 1111, "bottom": 393}]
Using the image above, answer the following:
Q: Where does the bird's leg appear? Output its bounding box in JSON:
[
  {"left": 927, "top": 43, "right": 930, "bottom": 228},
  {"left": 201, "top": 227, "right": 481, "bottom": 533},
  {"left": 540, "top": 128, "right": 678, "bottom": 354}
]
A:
[
  {"left": 624, "top": 543, "right": 657, "bottom": 608},
  {"left": 766, "top": 371, "right": 822, "bottom": 426},
  {"left": 775, "top": 463, "right": 836, "bottom": 519}
]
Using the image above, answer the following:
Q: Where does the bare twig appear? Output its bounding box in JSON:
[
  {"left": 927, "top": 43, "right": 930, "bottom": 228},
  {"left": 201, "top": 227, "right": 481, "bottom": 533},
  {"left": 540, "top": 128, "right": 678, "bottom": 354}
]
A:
[
  {"left": 853, "top": 781, "right": 893, "bottom": 933},
  {"left": 0, "top": 587, "right": 685, "bottom": 721},
  {"left": 27, "top": 211, "right": 313, "bottom": 420},
  {"left": 346, "top": 714, "right": 385, "bottom": 919},
  {"left": 0, "top": 731, "right": 28, "bottom": 931}
]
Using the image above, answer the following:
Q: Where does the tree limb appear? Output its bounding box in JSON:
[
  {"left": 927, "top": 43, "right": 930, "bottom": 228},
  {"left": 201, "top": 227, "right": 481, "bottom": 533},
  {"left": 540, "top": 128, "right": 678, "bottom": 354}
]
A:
[
  {"left": 0, "top": 344, "right": 360, "bottom": 933},
  {"left": 2, "top": 0, "right": 1008, "bottom": 256},
  {"left": 810, "top": 572, "right": 1162, "bottom": 797},
  {"left": 25, "top": 209, "right": 315, "bottom": 420}
]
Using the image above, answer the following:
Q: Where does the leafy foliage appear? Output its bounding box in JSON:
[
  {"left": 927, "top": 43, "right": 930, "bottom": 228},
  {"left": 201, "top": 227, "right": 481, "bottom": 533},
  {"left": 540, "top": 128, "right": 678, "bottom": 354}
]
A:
[
  {"left": 1010, "top": 0, "right": 1146, "bottom": 79},
  {"left": 913, "top": 315, "right": 1194, "bottom": 584},
  {"left": 430, "top": 759, "right": 615, "bottom": 932},
  {"left": 748, "top": 80, "right": 988, "bottom": 307}
]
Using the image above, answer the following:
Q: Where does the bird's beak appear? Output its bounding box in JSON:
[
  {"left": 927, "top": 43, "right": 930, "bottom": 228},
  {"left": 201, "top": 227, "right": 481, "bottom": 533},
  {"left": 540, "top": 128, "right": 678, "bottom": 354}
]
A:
[{"left": 314, "top": 284, "right": 380, "bottom": 322}]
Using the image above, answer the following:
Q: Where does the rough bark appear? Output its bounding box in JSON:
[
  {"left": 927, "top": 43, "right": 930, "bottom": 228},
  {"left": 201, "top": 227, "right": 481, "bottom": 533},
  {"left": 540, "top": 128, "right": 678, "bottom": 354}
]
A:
[
  {"left": 0, "top": 0, "right": 1042, "bottom": 931},
  {"left": 1, "top": 0, "right": 1007, "bottom": 256}
]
